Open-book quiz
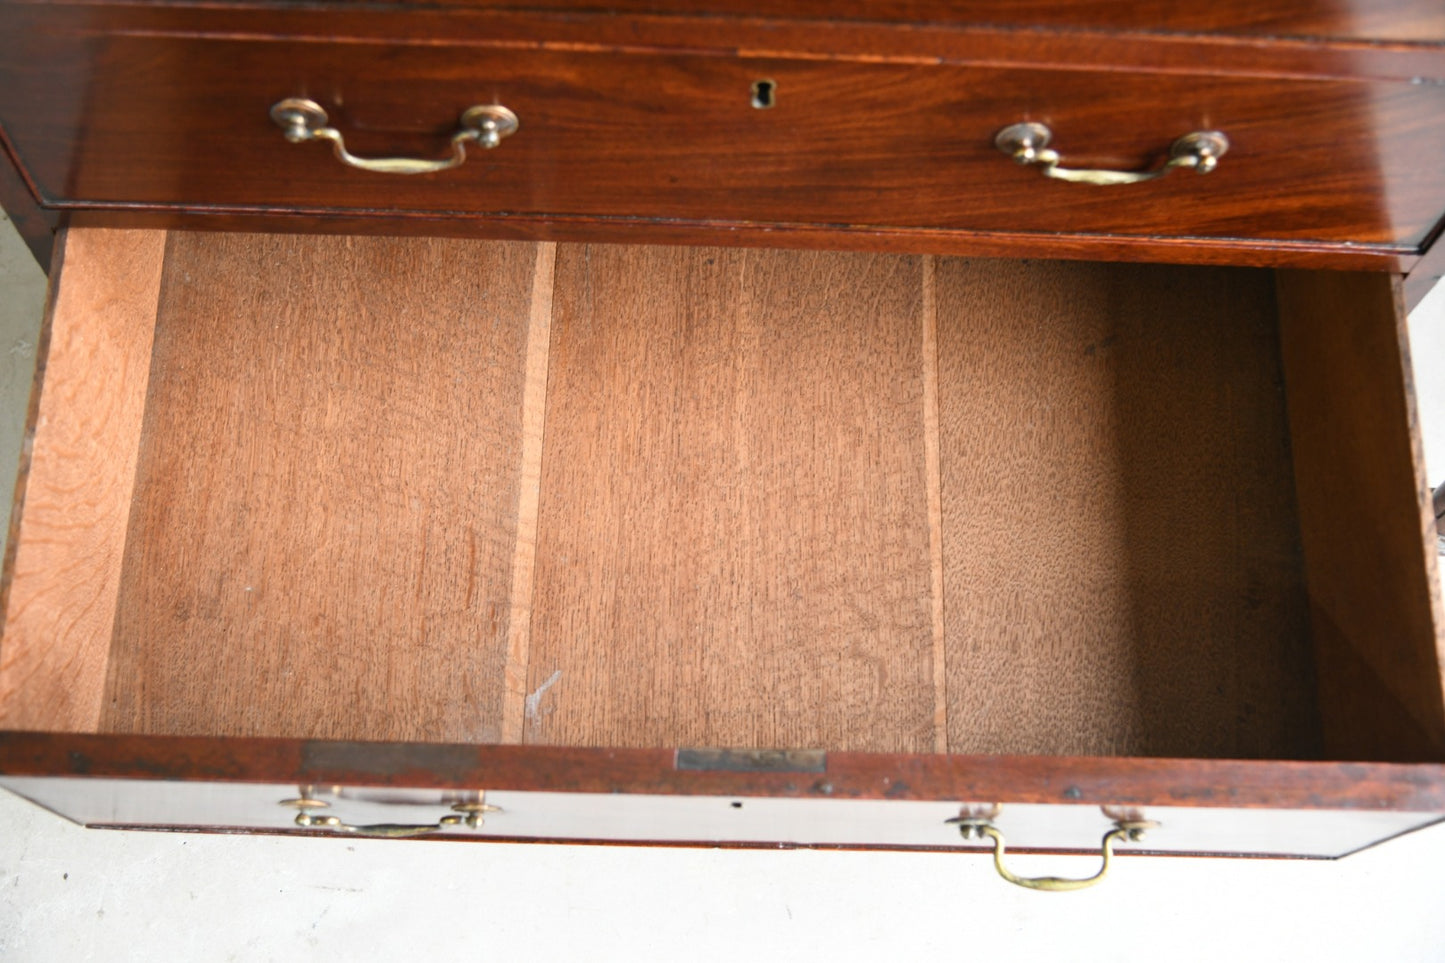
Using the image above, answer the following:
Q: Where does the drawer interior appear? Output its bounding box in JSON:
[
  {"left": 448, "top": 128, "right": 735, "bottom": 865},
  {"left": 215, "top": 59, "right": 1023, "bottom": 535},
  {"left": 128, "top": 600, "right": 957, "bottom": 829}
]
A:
[{"left": 2, "top": 228, "right": 1442, "bottom": 762}]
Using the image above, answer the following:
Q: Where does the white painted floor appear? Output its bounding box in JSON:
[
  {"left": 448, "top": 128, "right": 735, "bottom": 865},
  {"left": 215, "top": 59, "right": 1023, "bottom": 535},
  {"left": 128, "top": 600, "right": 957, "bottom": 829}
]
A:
[{"left": 1, "top": 213, "right": 1443, "bottom": 961}]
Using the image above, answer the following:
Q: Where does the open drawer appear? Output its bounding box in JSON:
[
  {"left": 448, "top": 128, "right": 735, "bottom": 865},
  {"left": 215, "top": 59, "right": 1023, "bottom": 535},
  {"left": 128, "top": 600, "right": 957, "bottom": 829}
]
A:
[{"left": 1, "top": 229, "right": 1443, "bottom": 880}]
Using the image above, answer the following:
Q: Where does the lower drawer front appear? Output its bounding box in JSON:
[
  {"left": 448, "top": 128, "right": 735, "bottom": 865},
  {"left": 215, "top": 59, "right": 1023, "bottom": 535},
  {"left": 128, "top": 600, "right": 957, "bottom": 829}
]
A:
[
  {"left": 4, "top": 13, "right": 1445, "bottom": 252},
  {"left": 1, "top": 775, "right": 1439, "bottom": 859}
]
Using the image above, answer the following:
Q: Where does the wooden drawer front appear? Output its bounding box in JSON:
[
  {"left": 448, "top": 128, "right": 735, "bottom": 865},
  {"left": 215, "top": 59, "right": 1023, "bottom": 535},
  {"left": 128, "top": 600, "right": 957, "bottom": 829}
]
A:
[
  {"left": 4, "top": 24, "right": 1445, "bottom": 255},
  {"left": 3, "top": 775, "right": 1441, "bottom": 859},
  {"left": 403, "top": 0, "right": 1445, "bottom": 45}
]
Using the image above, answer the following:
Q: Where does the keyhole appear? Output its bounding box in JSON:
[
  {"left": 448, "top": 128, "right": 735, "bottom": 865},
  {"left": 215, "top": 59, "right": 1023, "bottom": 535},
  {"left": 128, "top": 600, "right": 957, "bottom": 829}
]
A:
[{"left": 751, "top": 79, "right": 776, "bottom": 109}]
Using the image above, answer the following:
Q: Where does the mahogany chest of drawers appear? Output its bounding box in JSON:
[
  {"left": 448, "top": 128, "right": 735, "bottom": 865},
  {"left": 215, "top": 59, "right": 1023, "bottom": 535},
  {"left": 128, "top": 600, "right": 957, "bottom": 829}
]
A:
[{"left": 1, "top": 0, "right": 1443, "bottom": 888}]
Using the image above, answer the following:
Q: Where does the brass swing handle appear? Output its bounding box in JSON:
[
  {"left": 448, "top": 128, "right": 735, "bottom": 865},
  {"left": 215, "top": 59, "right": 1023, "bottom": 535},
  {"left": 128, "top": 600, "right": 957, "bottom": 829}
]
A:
[
  {"left": 995, "top": 122, "right": 1228, "bottom": 185},
  {"left": 951, "top": 818, "right": 1153, "bottom": 891},
  {"left": 281, "top": 794, "right": 500, "bottom": 838},
  {"left": 270, "top": 98, "right": 518, "bottom": 175}
]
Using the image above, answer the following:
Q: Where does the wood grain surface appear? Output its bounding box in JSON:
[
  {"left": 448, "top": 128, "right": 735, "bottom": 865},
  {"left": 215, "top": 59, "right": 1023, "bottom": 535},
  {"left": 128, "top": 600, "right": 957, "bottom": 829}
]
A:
[
  {"left": 921, "top": 255, "right": 948, "bottom": 753},
  {"left": 524, "top": 245, "right": 938, "bottom": 751},
  {"left": 3, "top": 4, "right": 1442, "bottom": 83},
  {"left": 5, "top": 731, "right": 1445, "bottom": 813},
  {"left": 7, "top": 231, "right": 1435, "bottom": 769},
  {"left": 1405, "top": 229, "right": 1445, "bottom": 313},
  {"left": 499, "top": 242, "right": 557, "bottom": 743},
  {"left": 2, "top": 6, "right": 1443, "bottom": 258},
  {"left": 352, "top": 0, "right": 1445, "bottom": 44},
  {"left": 53, "top": 207, "right": 1422, "bottom": 276},
  {"left": 0, "top": 228, "right": 164, "bottom": 731},
  {"left": 0, "top": 125, "right": 53, "bottom": 271},
  {"left": 937, "top": 259, "right": 1319, "bottom": 759},
  {"left": 1276, "top": 270, "right": 1445, "bottom": 761},
  {"left": 100, "top": 232, "right": 544, "bottom": 742}
]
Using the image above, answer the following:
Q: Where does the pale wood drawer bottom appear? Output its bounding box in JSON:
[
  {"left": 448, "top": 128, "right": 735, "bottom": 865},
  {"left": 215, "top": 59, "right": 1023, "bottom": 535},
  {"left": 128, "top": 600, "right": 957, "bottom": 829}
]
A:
[{"left": 0, "top": 228, "right": 1441, "bottom": 859}]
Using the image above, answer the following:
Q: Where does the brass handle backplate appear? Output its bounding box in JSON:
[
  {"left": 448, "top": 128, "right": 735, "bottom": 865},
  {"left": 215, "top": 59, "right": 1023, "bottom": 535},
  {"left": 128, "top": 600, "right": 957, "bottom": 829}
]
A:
[
  {"left": 280, "top": 789, "right": 500, "bottom": 838},
  {"left": 995, "top": 121, "right": 1228, "bottom": 185},
  {"left": 270, "top": 98, "right": 518, "bottom": 175},
  {"left": 949, "top": 813, "right": 1155, "bottom": 891}
]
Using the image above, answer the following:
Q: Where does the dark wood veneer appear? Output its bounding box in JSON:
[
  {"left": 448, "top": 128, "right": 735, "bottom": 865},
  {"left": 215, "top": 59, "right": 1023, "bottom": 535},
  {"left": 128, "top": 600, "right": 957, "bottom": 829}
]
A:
[
  {"left": 0, "top": 127, "right": 55, "bottom": 267},
  {"left": 50, "top": 207, "right": 1424, "bottom": 274},
  {"left": 3, "top": 732, "right": 1445, "bottom": 811},
  {"left": 1, "top": 0, "right": 1444, "bottom": 848},
  {"left": 1278, "top": 271, "right": 1445, "bottom": 761},
  {"left": 258, "top": 0, "right": 1445, "bottom": 45},
  {"left": 5, "top": 2, "right": 1445, "bottom": 81},
  {"left": 3, "top": 2, "right": 1445, "bottom": 268},
  {"left": 1405, "top": 218, "right": 1445, "bottom": 310}
]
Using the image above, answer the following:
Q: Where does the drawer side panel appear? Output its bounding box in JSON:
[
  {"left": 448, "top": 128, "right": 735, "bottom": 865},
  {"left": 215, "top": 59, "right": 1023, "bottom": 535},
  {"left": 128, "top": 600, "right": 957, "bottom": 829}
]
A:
[
  {"left": 0, "top": 228, "right": 164, "bottom": 731},
  {"left": 1277, "top": 271, "right": 1445, "bottom": 761}
]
